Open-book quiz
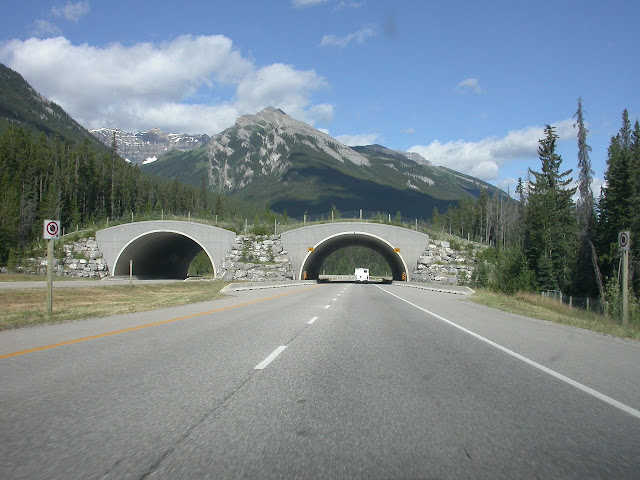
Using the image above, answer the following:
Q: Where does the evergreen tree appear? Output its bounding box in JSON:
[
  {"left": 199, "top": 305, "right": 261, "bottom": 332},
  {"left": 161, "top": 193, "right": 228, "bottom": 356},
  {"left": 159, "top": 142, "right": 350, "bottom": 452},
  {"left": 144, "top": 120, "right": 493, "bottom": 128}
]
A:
[
  {"left": 571, "top": 98, "right": 598, "bottom": 296},
  {"left": 630, "top": 121, "right": 640, "bottom": 295},
  {"left": 524, "top": 125, "right": 577, "bottom": 290},
  {"left": 214, "top": 194, "right": 224, "bottom": 218},
  {"left": 597, "top": 110, "right": 634, "bottom": 281}
]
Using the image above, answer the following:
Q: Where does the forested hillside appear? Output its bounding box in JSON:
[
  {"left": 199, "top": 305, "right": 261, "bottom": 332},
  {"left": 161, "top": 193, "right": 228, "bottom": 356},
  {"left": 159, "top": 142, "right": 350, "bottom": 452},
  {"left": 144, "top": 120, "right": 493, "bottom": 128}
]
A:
[
  {"left": 0, "top": 126, "right": 221, "bottom": 264},
  {"left": 0, "top": 63, "right": 107, "bottom": 150}
]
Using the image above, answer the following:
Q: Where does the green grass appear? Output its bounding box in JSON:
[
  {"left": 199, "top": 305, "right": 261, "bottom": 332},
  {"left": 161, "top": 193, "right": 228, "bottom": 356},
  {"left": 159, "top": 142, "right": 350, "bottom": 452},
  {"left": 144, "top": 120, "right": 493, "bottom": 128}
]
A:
[
  {"left": 0, "top": 280, "right": 229, "bottom": 330},
  {"left": 469, "top": 289, "right": 640, "bottom": 341}
]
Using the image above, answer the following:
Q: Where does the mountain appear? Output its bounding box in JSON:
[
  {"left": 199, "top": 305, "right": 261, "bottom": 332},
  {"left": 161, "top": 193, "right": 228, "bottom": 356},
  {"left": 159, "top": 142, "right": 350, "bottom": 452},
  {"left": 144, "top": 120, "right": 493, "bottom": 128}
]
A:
[
  {"left": 141, "top": 106, "right": 506, "bottom": 219},
  {"left": 91, "top": 128, "right": 210, "bottom": 164},
  {"left": 0, "top": 63, "right": 107, "bottom": 151}
]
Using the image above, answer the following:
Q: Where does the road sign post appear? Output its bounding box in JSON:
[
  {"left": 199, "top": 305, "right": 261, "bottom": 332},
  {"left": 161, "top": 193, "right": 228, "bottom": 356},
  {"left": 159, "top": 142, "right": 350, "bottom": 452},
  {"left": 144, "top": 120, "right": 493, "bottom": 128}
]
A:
[
  {"left": 46, "top": 238, "right": 54, "bottom": 315},
  {"left": 43, "top": 220, "right": 61, "bottom": 315},
  {"left": 619, "top": 231, "right": 630, "bottom": 326}
]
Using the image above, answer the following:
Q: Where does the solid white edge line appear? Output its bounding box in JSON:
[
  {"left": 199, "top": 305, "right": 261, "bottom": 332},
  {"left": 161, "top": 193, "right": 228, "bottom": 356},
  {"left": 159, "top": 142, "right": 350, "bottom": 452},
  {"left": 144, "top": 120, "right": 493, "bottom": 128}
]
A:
[
  {"left": 377, "top": 286, "right": 640, "bottom": 421},
  {"left": 254, "top": 345, "right": 287, "bottom": 370},
  {"left": 308, "top": 316, "right": 318, "bottom": 324}
]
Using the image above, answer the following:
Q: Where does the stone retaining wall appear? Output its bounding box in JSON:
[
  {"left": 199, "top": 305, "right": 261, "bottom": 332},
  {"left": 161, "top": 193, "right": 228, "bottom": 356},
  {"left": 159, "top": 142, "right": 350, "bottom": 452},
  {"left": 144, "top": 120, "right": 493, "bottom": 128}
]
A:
[
  {"left": 411, "top": 239, "right": 478, "bottom": 285},
  {"left": 217, "top": 234, "right": 294, "bottom": 282},
  {"left": 15, "top": 237, "right": 108, "bottom": 278}
]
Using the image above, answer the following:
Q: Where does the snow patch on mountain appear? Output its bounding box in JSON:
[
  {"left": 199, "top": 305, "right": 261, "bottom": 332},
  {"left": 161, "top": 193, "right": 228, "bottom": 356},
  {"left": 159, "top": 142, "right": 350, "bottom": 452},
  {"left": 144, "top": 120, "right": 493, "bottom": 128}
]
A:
[{"left": 91, "top": 128, "right": 209, "bottom": 164}]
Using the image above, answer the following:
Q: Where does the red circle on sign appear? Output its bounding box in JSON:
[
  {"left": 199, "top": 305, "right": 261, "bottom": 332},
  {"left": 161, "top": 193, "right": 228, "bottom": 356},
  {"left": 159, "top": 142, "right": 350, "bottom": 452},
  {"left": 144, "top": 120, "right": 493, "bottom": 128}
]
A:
[
  {"left": 620, "top": 232, "right": 629, "bottom": 247},
  {"left": 46, "top": 222, "right": 59, "bottom": 235}
]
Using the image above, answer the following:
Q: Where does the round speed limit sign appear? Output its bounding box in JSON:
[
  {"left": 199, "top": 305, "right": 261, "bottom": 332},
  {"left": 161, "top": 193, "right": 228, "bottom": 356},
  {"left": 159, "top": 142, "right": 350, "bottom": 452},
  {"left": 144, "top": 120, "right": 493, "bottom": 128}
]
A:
[
  {"left": 619, "top": 231, "right": 630, "bottom": 251},
  {"left": 44, "top": 220, "right": 61, "bottom": 239}
]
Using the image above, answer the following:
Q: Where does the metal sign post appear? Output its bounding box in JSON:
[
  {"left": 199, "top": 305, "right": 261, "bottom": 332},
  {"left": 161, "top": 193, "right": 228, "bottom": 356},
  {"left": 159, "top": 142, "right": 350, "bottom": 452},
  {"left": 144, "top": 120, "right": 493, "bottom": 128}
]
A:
[
  {"left": 43, "top": 220, "right": 61, "bottom": 315},
  {"left": 46, "top": 238, "right": 53, "bottom": 315},
  {"left": 619, "top": 231, "right": 630, "bottom": 326}
]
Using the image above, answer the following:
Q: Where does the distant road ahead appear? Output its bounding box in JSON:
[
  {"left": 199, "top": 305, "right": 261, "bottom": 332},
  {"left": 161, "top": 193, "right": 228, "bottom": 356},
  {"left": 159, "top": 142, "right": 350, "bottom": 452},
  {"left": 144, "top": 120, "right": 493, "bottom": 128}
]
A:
[{"left": 1, "top": 284, "right": 639, "bottom": 479}]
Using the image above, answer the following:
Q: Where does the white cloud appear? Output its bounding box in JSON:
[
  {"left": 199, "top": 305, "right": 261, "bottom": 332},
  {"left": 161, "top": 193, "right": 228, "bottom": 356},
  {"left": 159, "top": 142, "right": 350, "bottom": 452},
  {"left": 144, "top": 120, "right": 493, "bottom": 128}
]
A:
[
  {"left": 335, "top": 133, "right": 379, "bottom": 146},
  {"left": 402, "top": 127, "right": 415, "bottom": 134},
  {"left": 0, "top": 35, "right": 331, "bottom": 135},
  {"left": 292, "top": 0, "right": 329, "bottom": 7},
  {"left": 336, "top": 1, "right": 365, "bottom": 9},
  {"left": 408, "top": 119, "right": 575, "bottom": 181},
  {"left": 309, "top": 103, "right": 335, "bottom": 123},
  {"left": 455, "top": 77, "right": 483, "bottom": 95},
  {"left": 470, "top": 161, "right": 499, "bottom": 180},
  {"left": 30, "top": 20, "right": 62, "bottom": 38},
  {"left": 591, "top": 176, "right": 605, "bottom": 198},
  {"left": 497, "top": 178, "right": 518, "bottom": 196},
  {"left": 51, "top": 1, "right": 91, "bottom": 22},
  {"left": 234, "top": 63, "right": 329, "bottom": 126},
  {"left": 320, "top": 27, "right": 376, "bottom": 48}
]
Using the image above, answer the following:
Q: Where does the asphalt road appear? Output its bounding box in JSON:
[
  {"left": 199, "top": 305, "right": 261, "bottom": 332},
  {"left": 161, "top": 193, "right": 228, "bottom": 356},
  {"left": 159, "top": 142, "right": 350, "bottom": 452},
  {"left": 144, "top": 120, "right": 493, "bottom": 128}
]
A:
[{"left": 1, "top": 283, "right": 639, "bottom": 479}]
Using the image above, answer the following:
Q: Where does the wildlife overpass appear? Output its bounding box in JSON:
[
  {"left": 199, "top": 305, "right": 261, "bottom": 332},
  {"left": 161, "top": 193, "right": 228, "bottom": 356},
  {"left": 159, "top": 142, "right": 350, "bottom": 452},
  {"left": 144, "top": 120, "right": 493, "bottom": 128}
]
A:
[
  {"left": 95, "top": 220, "right": 429, "bottom": 281},
  {"left": 280, "top": 222, "right": 429, "bottom": 281}
]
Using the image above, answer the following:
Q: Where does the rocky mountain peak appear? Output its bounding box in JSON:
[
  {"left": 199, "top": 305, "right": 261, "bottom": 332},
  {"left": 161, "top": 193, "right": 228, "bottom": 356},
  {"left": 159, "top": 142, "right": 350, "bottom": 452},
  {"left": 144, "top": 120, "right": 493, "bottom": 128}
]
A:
[
  {"left": 91, "top": 127, "right": 210, "bottom": 164},
  {"left": 205, "top": 106, "right": 371, "bottom": 192},
  {"left": 405, "top": 151, "right": 431, "bottom": 166}
]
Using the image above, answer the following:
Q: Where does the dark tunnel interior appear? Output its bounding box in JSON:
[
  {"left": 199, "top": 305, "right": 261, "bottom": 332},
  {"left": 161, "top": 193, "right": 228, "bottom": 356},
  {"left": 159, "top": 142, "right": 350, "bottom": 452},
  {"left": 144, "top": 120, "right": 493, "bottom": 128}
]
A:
[{"left": 114, "top": 232, "right": 209, "bottom": 279}]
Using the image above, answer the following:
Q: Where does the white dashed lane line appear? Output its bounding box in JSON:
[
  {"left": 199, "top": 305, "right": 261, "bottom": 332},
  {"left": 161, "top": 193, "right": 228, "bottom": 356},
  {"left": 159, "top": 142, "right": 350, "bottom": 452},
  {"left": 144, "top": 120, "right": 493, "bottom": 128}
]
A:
[
  {"left": 256, "top": 287, "right": 349, "bottom": 370},
  {"left": 254, "top": 346, "right": 287, "bottom": 370}
]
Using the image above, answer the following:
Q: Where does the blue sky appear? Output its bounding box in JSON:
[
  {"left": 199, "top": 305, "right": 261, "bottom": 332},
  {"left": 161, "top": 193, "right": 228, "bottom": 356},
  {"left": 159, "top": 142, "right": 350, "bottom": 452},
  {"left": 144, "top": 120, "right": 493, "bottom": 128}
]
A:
[{"left": 1, "top": 1, "right": 639, "bottom": 195}]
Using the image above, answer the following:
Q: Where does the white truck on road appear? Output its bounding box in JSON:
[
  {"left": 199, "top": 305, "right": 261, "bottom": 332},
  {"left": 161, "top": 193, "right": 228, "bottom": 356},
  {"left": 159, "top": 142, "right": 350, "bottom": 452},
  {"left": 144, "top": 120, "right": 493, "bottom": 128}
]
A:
[{"left": 354, "top": 268, "right": 369, "bottom": 283}]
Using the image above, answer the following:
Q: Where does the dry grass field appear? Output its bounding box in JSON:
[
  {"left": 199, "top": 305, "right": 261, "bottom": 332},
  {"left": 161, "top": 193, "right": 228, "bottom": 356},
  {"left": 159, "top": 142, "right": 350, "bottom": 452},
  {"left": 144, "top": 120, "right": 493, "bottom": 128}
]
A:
[
  {"left": 0, "top": 281, "right": 228, "bottom": 330},
  {"left": 469, "top": 289, "right": 640, "bottom": 341}
]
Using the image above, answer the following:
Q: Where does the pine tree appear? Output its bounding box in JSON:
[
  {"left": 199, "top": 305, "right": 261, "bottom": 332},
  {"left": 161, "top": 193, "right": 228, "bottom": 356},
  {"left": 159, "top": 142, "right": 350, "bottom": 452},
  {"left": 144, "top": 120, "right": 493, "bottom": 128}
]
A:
[
  {"left": 524, "top": 125, "right": 577, "bottom": 290},
  {"left": 597, "top": 110, "right": 634, "bottom": 281},
  {"left": 630, "top": 121, "right": 640, "bottom": 295},
  {"left": 571, "top": 98, "right": 598, "bottom": 296}
]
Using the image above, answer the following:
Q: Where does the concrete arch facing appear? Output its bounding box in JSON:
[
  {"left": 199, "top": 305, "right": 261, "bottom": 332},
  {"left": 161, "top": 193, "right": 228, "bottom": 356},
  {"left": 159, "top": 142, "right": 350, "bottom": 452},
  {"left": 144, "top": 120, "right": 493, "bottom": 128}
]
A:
[
  {"left": 299, "top": 231, "right": 409, "bottom": 281},
  {"left": 96, "top": 221, "right": 237, "bottom": 279},
  {"left": 280, "top": 222, "right": 429, "bottom": 281}
]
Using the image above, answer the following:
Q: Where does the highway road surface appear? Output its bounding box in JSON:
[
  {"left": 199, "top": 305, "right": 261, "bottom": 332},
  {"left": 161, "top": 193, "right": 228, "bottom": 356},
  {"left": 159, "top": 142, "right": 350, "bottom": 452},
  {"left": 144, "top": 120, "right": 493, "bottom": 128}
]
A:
[{"left": 1, "top": 283, "right": 639, "bottom": 479}]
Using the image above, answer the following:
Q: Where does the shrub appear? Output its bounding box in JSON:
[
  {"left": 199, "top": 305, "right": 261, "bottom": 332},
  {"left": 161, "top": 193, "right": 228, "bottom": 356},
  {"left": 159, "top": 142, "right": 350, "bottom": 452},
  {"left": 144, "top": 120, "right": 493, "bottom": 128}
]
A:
[
  {"left": 472, "top": 246, "right": 534, "bottom": 294},
  {"left": 251, "top": 223, "right": 270, "bottom": 236}
]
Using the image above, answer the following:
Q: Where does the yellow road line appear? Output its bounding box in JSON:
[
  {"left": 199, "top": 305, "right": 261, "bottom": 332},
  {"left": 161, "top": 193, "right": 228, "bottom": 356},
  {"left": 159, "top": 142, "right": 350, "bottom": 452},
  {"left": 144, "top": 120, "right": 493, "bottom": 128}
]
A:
[{"left": 1, "top": 285, "right": 321, "bottom": 359}]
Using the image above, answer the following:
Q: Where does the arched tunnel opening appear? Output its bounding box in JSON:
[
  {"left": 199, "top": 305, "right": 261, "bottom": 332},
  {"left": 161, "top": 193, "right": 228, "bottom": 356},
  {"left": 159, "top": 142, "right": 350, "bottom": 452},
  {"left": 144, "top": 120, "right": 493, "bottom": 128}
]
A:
[
  {"left": 113, "top": 232, "right": 213, "bottom": 279},
  {"left": 301, "top": 233, "right": 407, "bottom": 281}
]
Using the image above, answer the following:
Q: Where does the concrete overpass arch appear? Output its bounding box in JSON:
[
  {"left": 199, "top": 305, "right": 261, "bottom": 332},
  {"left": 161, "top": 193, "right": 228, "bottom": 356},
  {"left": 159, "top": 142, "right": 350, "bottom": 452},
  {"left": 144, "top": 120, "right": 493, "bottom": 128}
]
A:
[
  {"left": 280, "top": 222, "right": 429, "bottom": 282},
  {"left": 96, "top": 221, "right": 237, "bottom": 279},
  {"left": 113, "top": 230, "right": 215, "bottom": 278},
  {"left": 300, "top": 231, "right": 409, "bottom": 281}
]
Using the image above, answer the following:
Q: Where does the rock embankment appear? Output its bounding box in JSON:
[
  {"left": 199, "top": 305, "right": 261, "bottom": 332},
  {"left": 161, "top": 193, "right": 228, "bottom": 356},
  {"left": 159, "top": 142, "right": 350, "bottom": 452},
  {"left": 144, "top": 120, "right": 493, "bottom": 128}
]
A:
[
  {"left": 411, "top": 239, "right": 478, "bottom": 285},
  {"left": 14, "top": 237, "right": 108, "bottom": 278},
  {"left": 217, "top": 234, "right": 294, "bottom": 282},
  {"left": 60, "top": 238, "right": 109, "bottom": 278}
]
